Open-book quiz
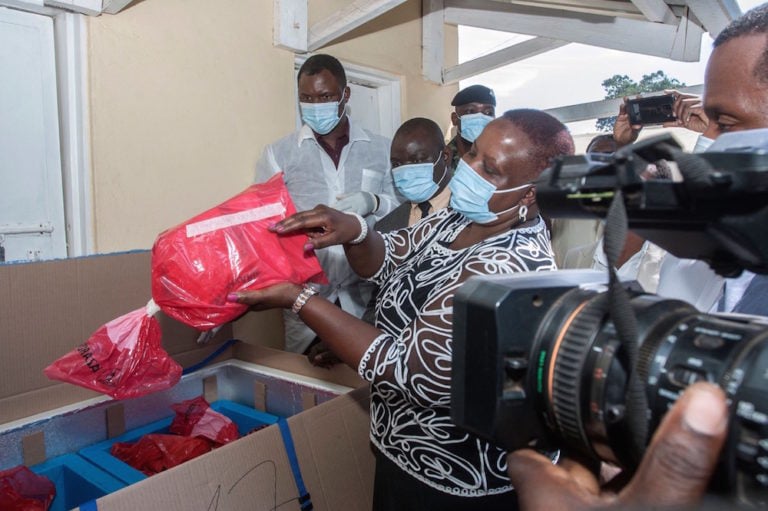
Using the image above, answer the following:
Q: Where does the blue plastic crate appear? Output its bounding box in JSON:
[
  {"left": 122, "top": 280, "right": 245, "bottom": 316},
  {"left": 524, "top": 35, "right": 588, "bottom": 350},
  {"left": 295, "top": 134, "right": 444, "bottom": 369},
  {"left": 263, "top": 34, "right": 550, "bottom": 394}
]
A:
[
  {"left": 79, "top": 400, "right": 279, "bottom": 485},
  {"left": 30, "top": 453, "right": 126, "bottom": 511}
]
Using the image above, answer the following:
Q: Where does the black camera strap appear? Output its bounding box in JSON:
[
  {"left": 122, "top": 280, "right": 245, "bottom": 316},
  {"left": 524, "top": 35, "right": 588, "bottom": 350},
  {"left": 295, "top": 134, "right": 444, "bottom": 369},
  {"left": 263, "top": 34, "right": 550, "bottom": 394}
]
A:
[{"left": 603, "top": 189, "right": 649, "bottom": 466}]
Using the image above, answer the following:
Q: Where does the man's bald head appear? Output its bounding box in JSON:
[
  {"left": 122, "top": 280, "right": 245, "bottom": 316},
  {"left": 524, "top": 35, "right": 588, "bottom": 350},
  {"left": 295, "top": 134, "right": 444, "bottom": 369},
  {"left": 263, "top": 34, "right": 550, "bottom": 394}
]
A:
[
  {"left": 392, "top": 118, "right": 445, "bottom": 154},
  {"left": 390, "top": 118, "right": 446, "bottom": 169},
  {"left": 390, "top": 118, "right": 451, "bottom": 201}
]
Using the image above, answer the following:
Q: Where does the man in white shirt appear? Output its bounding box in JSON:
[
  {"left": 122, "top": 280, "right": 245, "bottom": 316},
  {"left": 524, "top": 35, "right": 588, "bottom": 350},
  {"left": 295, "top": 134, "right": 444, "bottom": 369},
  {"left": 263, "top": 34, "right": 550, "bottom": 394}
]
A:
[{"left": 255, "top": 54, "right": 401, "bottom": 354}]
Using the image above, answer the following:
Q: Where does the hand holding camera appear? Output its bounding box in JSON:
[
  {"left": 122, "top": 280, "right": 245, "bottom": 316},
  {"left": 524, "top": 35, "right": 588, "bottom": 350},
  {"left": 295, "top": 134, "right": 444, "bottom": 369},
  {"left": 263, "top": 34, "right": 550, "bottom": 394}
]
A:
[
  {"left": 506, "top": 383, "right": 728, "bottom": 510},
  {"left": 613, "top": 92, "right": 710, "bottom": 149},
  {"left": 664, "top": 89, "right": 710, "bottom": 133}
]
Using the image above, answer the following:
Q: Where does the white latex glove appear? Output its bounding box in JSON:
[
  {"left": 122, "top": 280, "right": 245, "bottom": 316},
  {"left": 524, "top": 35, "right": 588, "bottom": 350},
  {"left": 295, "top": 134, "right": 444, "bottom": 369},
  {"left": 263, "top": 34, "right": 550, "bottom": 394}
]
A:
[{"left": 333, "top": 191, "right": 378, "bottom": 216}]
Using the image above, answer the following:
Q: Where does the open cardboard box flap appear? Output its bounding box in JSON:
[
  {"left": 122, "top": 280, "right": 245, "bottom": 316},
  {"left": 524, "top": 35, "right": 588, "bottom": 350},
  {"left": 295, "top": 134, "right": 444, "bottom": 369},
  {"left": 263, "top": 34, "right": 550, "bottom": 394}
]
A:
[
  {"left": 0, "top": 251, "right": 373, "bottom": 510},
  {"left": 0, "top": 251, "right": 364, "bottom": 423}
]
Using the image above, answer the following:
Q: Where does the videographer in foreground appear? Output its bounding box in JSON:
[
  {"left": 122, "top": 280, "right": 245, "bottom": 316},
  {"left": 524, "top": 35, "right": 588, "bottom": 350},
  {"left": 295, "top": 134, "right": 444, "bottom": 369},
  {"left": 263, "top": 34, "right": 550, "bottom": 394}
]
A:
[{"left": 505, "top": 4, "right": 768, "bottom": 509}]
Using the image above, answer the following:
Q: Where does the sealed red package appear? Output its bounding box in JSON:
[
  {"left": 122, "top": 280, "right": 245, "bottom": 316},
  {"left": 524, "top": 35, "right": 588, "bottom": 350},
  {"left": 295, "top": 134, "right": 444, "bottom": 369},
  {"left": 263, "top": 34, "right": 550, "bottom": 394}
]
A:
[
  {"left": 169, "top": 396, "right": 239, "bottom": 446},
  {"left": 110, "top": 434, "right": 212, "bottom": 476},
  {"left": 43, "top": 304, "right": 182, "bottom": 399},
  {"left": 45, "top": 173, "right": 324, "bottom": 400},
  {"left": 0, "top": 466, "right": 56, "bottom": 511},
  {"left": 152, "top": 172, "right": 326, "bottom": 330}
]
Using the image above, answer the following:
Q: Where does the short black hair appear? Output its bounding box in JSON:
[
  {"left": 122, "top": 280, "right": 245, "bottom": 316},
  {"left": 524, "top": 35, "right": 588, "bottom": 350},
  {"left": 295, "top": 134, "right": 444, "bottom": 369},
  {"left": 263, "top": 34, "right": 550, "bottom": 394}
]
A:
[
  {"left": 393, "top": 118, "right": 445, "bottom": 154},
  {"left": 298, "top": 54, "right": 347, "bottom": 88},
  {"left": 714, "top": 3, "right": 768, "bottom": 84},
  {"left": 501, "top": 109, "right": 574, "bottom": 178}
]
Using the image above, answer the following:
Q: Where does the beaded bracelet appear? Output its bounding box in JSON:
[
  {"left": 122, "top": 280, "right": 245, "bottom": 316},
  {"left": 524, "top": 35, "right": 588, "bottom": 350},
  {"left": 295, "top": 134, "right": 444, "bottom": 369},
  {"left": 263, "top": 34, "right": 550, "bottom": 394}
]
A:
[
  {"left": 348, "top": 213, "right": 369, "bottom": 245},
  {"left": 291, "top": 285, "right": 318, "bottom": 314}
]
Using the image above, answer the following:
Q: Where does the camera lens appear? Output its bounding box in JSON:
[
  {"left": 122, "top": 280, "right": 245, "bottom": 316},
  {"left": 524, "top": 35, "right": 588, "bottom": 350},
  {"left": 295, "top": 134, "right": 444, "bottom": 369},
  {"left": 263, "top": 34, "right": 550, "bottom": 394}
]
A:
[{"left": 533, "top": 288, "right": 768, "bottom": 505}]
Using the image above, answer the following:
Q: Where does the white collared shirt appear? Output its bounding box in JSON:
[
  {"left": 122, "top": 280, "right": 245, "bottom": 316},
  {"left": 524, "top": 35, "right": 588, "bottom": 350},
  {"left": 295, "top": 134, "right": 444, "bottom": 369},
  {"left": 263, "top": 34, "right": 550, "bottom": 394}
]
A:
[{"left": 255, "top": 118, "right": 400, "bottom": 353}]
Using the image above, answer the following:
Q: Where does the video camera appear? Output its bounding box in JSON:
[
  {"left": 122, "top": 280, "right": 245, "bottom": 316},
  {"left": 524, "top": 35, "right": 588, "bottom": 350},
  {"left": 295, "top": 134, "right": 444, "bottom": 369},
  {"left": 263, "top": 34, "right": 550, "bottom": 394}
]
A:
[{"left": 451, "top": 132, "right": 768, "bottom": 507}]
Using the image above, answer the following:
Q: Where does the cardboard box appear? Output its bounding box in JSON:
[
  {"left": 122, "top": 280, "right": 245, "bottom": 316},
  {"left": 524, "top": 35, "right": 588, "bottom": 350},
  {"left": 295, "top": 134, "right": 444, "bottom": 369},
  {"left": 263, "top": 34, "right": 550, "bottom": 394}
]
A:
[{"left": 0, "top": 251, "right": 374, "bottom": 510}]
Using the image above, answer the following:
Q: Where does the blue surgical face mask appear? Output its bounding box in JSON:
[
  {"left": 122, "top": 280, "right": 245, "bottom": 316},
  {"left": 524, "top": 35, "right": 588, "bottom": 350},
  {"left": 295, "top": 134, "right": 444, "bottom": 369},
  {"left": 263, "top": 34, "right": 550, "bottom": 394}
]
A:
[
  {"left": 392, "top": 156, "right": 446, "bottom": 203},
  {"left": 459, "top": 113, "right": 494, "bottom": 143},
  {"left": 300, "top": 94, "right": 345, "bottom": 135},
  {"left": 693, "top": 135, "right": 714, "bottom": 153},
  {"left": 449, "top": 158, "right": 531, "bottom": 224}
]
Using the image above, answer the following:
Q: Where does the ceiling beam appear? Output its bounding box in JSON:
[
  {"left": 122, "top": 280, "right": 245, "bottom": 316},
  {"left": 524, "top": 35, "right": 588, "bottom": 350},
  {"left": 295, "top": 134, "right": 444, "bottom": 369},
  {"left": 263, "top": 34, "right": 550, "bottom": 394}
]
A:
[
  {"left": 101, "top": 0, "right": 134, "bottom": 15},
  {"left": 44, "top": 0, "right": 100, "bottom": 15},
  {"left": 444, "top": 0, "right": 701, "bottom": 61},
  {"left": 274, "top": 0, "right": 308, "bottom": 52},
  {"left": 508, "top": 0, "right": 643, "bottom": 18},
  {"left": 308, "top": 0, "right": 407, "bottom": 51},
  {"left": 685, "top": 0, "right": 741, "bottom": 37},
  {"left": 423, "top": 0, "right": 445, "bottom": 83},
  {"left": 443, "top": 36, "right": 568, "bottom": 84},
  {"left": 629, "top": 0, "right": 676, "bottom": 24},
  {"left": 669, "top": 8, "right": 703, "bottom": 61}
]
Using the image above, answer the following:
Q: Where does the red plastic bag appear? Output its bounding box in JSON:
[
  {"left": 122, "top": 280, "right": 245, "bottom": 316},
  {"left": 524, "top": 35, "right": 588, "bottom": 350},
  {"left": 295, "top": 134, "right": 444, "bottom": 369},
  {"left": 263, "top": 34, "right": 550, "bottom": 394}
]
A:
[
  {"left": 0, "top": 466, "right": 56, "bottom": 511},
  {"left": 110, "top": 434, "right": 212, "bottom": 476},
  {"left": 44, "top": 173, "right": 324, "bottom": 400},
  {"left": 43, "top": 305, "right": 182, "bottom": 399},
  {"left": 152, "top": 172, "right": 326, "bottom": 330},
  {"left": 169, "top": 397, "right": 239, "bottom": 446}
]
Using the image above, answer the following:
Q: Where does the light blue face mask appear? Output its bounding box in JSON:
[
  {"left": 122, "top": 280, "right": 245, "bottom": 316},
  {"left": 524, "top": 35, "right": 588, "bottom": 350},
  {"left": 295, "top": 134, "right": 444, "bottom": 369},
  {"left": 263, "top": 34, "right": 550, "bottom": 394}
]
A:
[
  {"left": 459, "top": 113, "right": 494, "bottom": 143},
  {"left": 449, "top": 158, "right": 531, "bottom": 224},
  {"left": 392, "top": 156, "right": 446, "bottom": 203},
  {"left": 300, "top": 95, "right": 345, "bottom": 135},
  {"left": 693, "top": 135, "right": 714, "bottom": 153}
]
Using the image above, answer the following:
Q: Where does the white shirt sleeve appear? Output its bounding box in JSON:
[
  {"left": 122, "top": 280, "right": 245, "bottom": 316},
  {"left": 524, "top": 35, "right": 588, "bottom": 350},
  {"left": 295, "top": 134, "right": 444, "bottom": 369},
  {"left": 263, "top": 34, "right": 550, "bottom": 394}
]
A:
[{"left": 254, "top": 144, "right": 280, "bottom": 184}]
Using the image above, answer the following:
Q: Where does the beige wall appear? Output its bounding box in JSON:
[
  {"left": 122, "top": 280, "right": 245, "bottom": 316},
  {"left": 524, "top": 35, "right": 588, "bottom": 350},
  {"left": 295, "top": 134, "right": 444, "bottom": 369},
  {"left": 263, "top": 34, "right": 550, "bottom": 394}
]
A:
[{"left": 87, "top": 0, "right": 458, "bottom": 253}]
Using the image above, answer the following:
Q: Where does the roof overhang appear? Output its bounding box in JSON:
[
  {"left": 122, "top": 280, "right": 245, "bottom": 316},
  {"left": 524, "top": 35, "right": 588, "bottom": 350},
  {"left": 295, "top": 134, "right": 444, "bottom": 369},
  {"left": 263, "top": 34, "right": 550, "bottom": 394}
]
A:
[
  {"left": 0, "top": 0, "right": 136, "bottom": 16},
  {"left": 274, "top": 0, "right": 742, "bottom": 84}
]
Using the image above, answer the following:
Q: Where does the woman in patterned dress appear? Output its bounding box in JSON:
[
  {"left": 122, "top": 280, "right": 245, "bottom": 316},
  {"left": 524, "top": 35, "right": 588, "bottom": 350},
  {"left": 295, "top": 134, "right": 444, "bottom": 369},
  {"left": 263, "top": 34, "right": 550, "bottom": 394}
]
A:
[{"left": 231, "top": 109, "right": 574, "bottom": 510}]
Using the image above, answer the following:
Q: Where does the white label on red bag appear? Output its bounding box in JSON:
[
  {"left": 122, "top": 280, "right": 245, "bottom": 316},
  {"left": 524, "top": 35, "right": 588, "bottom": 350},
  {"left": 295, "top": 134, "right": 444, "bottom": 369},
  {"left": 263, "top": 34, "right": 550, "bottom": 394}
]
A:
[{"left": 185, "top": 203, "right": 286, "bottom": 238}]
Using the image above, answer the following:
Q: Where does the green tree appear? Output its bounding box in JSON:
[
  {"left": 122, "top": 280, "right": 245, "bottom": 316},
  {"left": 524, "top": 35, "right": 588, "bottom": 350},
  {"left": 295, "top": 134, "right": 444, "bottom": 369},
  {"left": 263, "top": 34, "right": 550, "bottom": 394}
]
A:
[{"left": 596, "top": 70, "right": 686, "bottom": 132}]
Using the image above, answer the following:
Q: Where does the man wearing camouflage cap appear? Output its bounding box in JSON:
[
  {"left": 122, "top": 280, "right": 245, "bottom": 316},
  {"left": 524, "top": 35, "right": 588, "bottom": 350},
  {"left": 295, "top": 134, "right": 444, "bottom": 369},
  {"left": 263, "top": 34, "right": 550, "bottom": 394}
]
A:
[{"left": 448, "top": 84, "right": 496, "bottom": 170}]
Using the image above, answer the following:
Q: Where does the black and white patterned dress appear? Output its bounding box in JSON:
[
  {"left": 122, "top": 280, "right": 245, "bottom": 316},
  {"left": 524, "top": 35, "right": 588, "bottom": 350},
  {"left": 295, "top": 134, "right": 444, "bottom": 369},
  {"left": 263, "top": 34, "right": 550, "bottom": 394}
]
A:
[{"left": 358, "top": 208, "right": 556, "bottom": 497}]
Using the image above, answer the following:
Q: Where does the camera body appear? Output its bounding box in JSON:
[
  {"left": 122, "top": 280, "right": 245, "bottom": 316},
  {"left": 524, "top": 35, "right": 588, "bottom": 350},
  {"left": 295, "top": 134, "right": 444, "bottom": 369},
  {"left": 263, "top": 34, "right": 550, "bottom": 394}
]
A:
[
  {"left": 536, "top": 134, "right": 768, "bottom": 276},
  {"left": 452, "top": 271, "right": 768, "bottom": 506},
  {"left": 451, "top": 134, "right": 768, "bottom": 506},
  {"left": 626, "top": 95, "right": 676, "bottom": 125}
]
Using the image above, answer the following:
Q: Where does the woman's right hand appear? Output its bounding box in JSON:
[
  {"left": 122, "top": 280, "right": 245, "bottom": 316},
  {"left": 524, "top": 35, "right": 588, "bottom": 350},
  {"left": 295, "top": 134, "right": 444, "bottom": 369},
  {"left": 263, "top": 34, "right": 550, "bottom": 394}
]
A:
[{"left": 271, "top": 205, "right": 364, "bottom": 250}]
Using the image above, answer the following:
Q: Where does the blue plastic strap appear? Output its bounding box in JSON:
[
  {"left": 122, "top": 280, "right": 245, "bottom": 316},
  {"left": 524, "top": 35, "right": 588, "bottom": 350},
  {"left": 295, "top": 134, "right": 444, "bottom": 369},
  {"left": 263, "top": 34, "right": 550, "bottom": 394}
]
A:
[
  {"left": 278, "top": 418, "right": 313, "bottom": 511},
  {"left": 182, "top": 338, "right": 238, "bottom": 375},
  {"left": 79, "top": 500, "right": 98, "bottom": 511}
]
